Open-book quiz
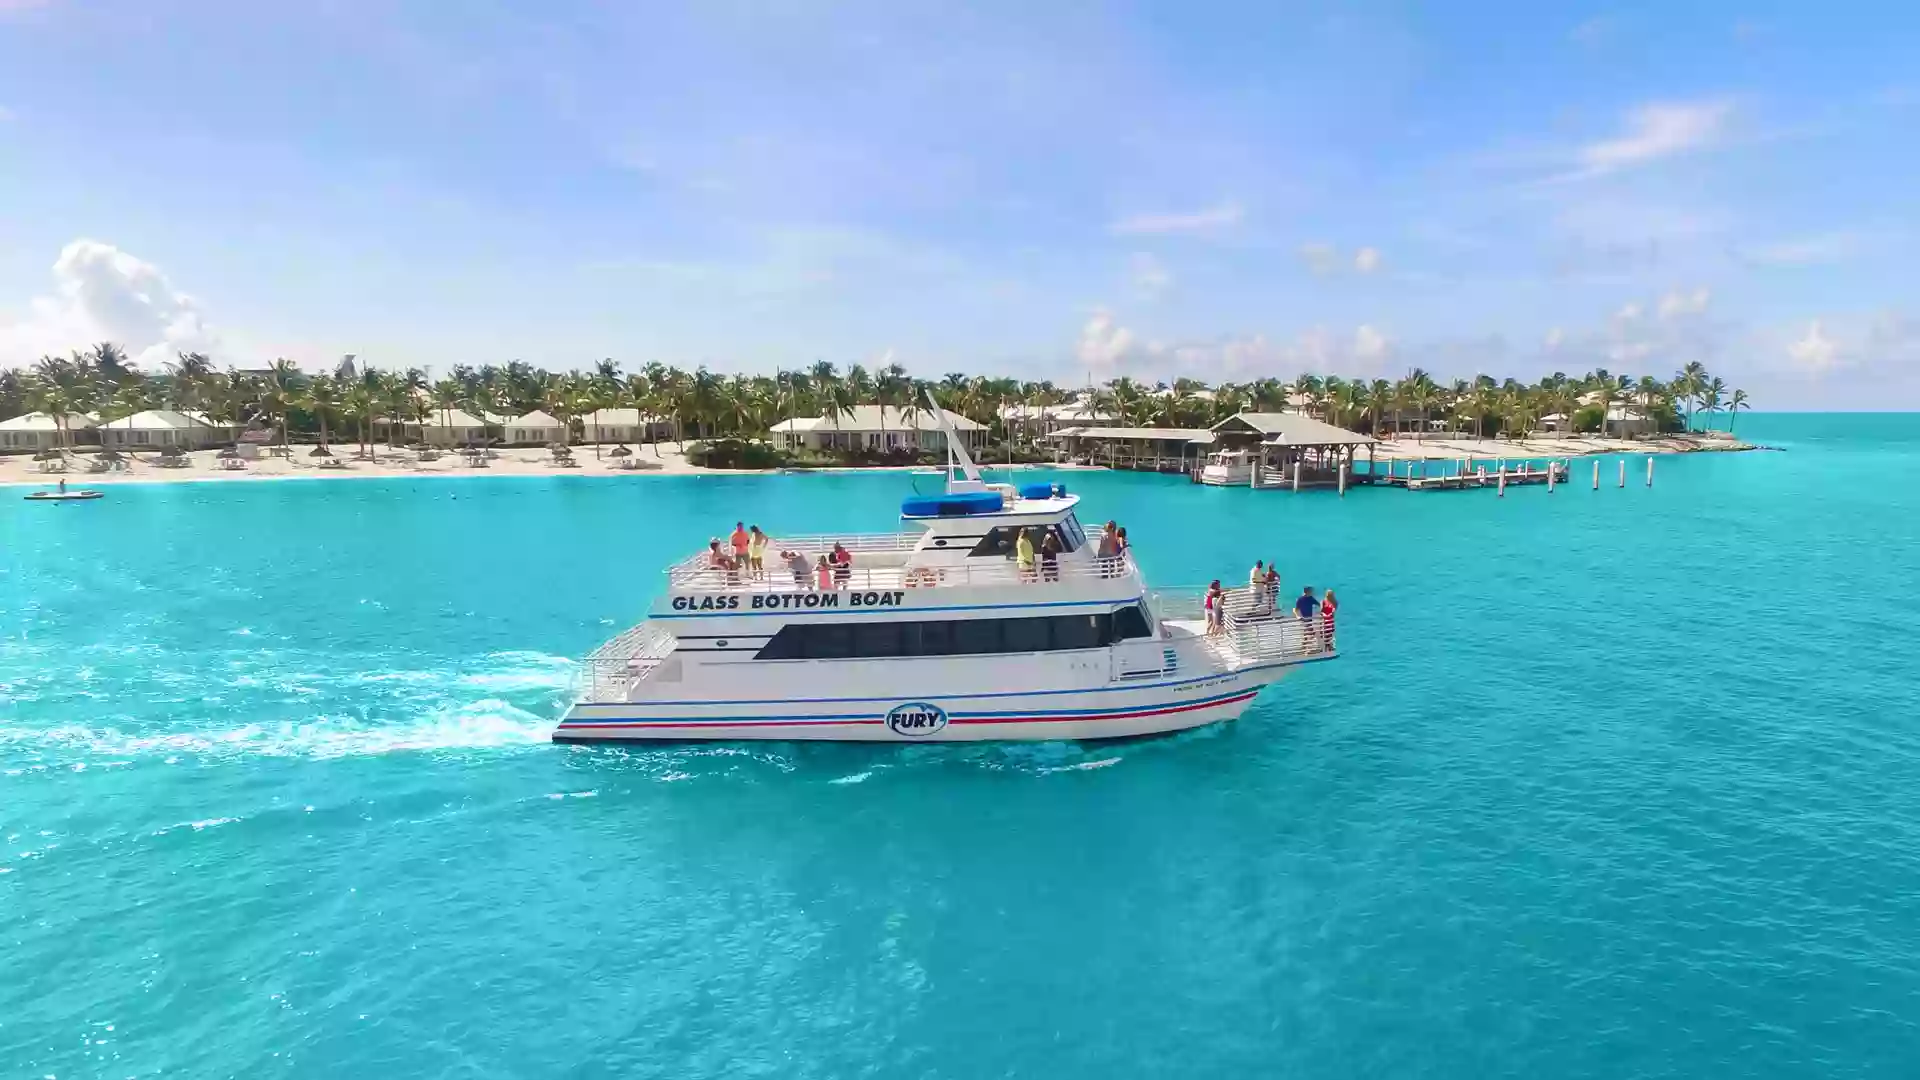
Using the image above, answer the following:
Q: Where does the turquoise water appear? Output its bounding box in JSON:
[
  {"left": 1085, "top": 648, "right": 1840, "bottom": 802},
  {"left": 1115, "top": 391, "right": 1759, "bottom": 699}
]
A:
[{"left": 5, "top": 414, "right": 1920, "bottom": 1077}]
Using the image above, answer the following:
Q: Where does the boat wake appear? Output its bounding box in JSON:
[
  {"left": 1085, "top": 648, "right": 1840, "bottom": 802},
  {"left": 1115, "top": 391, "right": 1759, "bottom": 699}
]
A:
[{"left": 0, "top": 699, "right": 556, "bottom": 764}]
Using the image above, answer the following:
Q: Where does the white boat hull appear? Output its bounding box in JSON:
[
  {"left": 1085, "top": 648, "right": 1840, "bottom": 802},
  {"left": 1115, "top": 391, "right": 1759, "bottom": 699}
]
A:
[
  {"left": 555, "top": 664, "right": 1300, "bottom": 743},
  {"left": 1197, "top": 463, "right": 1253, "bottom": 486}
]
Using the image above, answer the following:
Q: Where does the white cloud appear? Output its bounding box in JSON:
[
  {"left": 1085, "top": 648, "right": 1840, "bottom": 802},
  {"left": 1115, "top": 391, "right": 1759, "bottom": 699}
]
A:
[
  {"left": 1298, "top": 243, "right": 1339, "bottom": 276},
  {"left": 1129, "top": 253, "right": 1171, "bottom": 299},
  {"left": 1787, "top": 320, "right": 1838, "bottom": 372},
  {"left": 1739, "top": 232, "right": 1866, "bottom": 267},
  {"left": 1658, "top": 288, "right": 1711, "bottom": 319},
  {"left": 1353, "top": 324, "right": 1391, "bottom": 363},
  {"left": 1614, "top": 302, "right": 1643, "bottom": 323},
  {"left": 1574, "top": 99, "right": 1735, "bottom": 176},
  {"left": 1075, "top": 309, "right": 1138, "bottom": 373},
  {"left": 0, "top": 239, "right": 218, "bottom": 370},
  {"left": 1297, "top": 242, "right": 1383, "bottom": 276},
  {"left": 1108, "top": 202, "right": 1243, "bottom": 236},
  {"left": 1544, "top": 326, "right": 1565, "bottom": 350}
]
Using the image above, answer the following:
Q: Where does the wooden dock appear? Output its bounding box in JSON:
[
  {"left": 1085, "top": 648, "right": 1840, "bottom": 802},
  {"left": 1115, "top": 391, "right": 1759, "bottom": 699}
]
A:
[{"left": 1378, "top": 461, "right": 1569, "bottom": 491}]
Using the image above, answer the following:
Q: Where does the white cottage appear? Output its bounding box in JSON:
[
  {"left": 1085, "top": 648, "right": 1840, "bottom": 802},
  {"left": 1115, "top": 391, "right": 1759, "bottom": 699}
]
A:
[
  {"left": 508, "top": 410, "right": 566, "bottom": 445},
  {"left": 98, "top": 410, "right": 224, "bottom": 450},
  {"left": 0, "top": 411, "right": 98, "bottom": 452},
  {"left": 768, "top": 406, "right": 986, "bottom": 453},
  {"left": 580, "top": 408, "right": 670, "bottom": 445},
  {"left": 418, "top": 408, "right": 491, "bottom": 446}
]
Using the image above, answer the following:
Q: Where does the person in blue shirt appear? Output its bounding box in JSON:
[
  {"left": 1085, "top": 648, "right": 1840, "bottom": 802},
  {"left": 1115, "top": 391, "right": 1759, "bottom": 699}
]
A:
[{"left": 1293, "top": 586, "right": 1319, "bottom": 621}]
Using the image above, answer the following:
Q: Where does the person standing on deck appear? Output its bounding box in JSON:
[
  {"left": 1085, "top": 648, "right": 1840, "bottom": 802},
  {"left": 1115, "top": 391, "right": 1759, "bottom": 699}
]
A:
[
  {"left": 784, "top": 549, "right": 812, "bottom": 588},
  {"left": 747, "top": 526, "right": 768, "bottom": 578},
  {"left": 1294, "top": 586, "right": 1320, "bottom": 650},
  {"left": 830, "top": 542, "right": 852, "bottom": 588},
  {"left": 1249, "top": 560, "right": 1267, "bottom": 614},
  {"left": 1015, "top": 528, "right": 1037, "bottom": 582},
  {"left": 1039, "top": 529, "right": 1062, "bottom": 582},
  {"left": 1265, "top": 563, "right": 1280, "bottom": 615},
  {"left": 1095, "top": 521, "right": 1119, "bottom": 576},
  {"left": 1205, "top": 580, "right": 1225, "bottom": 635},
  {"left": 815, "top": 555, "right": 834, "bottom": 591},
  {"left": 729, "top": 522, "right": 750, "bottom": 564},
  {"left": 1321, "top": 589, "right": 1338, "bottom": 650}
]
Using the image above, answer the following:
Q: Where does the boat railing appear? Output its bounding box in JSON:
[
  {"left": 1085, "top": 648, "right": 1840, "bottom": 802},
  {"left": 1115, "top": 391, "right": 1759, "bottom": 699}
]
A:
[
  {"left": 578, "top": 621, "right": 678, "bottom": 702},
  {"left": 667, "top": 550, "right": 1144, "bottom": 593},
  {"left": 664, "top": 532, "right": 921, "bottom": 584}
]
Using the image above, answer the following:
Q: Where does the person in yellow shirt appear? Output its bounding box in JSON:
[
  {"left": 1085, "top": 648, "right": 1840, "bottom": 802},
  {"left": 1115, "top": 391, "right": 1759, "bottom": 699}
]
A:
[
  {"left": 1015, "top": 528, "right": 1036, "bottom": 582},
  {"left": 747, "top": 525, "right": 768, "bottom": 578}
]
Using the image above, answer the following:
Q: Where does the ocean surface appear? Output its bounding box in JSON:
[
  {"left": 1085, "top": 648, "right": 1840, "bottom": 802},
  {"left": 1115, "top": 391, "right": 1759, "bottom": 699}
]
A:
[{"left": 5, "top": 413, "right": 1920, "bottom": 1078}]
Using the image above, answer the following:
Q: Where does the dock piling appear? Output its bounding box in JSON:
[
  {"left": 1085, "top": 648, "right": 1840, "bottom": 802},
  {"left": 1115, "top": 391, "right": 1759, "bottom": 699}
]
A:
[
  {"left": 1497, "top": 463, "right": 1506, "bottom": 497},
  {"left": 1618, "top": 459, "right": 1626, "bottom": 488},
  {"left": 1592, "top": 460, "right": 1599, "bottom": 490},
  {"left": 1646, "top": 456, "right": 1654, "bottom": 487},
  {"left": 1547, "top": 462, "right": 1556, "bottom": 493}
]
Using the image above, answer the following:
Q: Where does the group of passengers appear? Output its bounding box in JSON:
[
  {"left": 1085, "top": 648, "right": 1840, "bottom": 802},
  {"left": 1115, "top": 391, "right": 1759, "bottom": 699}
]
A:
[
  {"left": 707, "top": 522, "right": 854, "bottom": 590},
  {"left": 1011, "top": 519, "right": 1130, "bottom": 583},
  {"left": 1203, "top": 573, "right": 1337, "bottom": 650}
]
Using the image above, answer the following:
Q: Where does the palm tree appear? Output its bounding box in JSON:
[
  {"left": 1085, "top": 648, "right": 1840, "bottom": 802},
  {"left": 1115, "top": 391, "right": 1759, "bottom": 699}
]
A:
[
  {"left": 303, "top": 375, "right": 341, "bottom": 452},
  {"left": 1365, "top": 379, "right": 1393, "bottom": 437},
  {"left": 108, "top": 382, "right": 150, "bottom": 450},
  {"left": 343, "top": 385, "right": 374, "bottom": 456},
  {"left": 1727, "top": 389, "right": 1750, "bottom": 434},
  {"left": 875, "top": 359, "right": 910, "bottom": 452},
  {"left": 1698, "top": 377, "right": 1726, "bottom": 429},
  {"left": 259, "top": 359, "right": 301, "bottom": 447},
  {"left": 431, "top": 377, "right": 463, "bottom": 448},
  {"left": 1677, "top": 361, "right": 1709, "bottom": 431}
]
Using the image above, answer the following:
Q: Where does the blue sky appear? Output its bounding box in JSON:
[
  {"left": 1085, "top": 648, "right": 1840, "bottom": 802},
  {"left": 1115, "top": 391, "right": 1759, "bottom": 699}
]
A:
[{"left": 0, "top": 0, "right": 1915, "bottom": 406}]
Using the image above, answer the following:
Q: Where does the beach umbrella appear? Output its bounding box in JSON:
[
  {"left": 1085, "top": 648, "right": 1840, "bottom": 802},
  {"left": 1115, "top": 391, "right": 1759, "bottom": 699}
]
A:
[
  {"left": 34, "top": 448, "right": 61, "bottom": 461},
  {"left": 609, "top": 445, "right": 632, "bottom": 458},
  {"left": 308, "top": 445, "right": 333, "bottom": 457},
  {"left": 99, "top": 448, "right": 123, "bottom": 461},
  {"left": 217, "top": 446, "right": 240, "bottom": 459}
]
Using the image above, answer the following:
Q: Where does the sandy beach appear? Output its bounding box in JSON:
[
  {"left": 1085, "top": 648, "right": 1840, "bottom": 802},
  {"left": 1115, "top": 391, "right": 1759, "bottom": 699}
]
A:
[
  {"left": 0, "top": 444, "right": 731, "bottom": 486},
  {"left": 1363, "top": 432, "right": 1754, "bottom": 462},
  {"left": 0, "top": 433, "right": 1753, "bottom": 489}
]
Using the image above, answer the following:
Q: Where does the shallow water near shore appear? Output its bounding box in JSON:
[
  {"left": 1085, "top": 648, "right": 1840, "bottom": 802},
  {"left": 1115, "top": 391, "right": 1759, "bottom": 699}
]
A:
[{"left": 5, "top": 413, "right": 1920, "bottom": 1078}]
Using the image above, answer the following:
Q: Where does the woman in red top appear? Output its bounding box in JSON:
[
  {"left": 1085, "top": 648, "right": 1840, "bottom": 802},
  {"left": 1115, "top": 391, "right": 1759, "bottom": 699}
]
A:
[{"left": 1320, "top": 589, "right": 1337, "bottom": 650}]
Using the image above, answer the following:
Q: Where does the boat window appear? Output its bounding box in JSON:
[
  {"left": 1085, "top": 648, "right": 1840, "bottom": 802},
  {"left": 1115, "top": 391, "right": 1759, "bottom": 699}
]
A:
[
  {"left": 854, "top": 621, "right": 905, "bottom": 658},
  {"left": 752, "top": 611, "right": 1124, "bottom": 660},
  {"left": 1053, "top": 612, "right": 1109, "bottom": 650},
  {"left": 1001, "top": 617, "right": 1050, "bottom": 653},
  {"left": 907, "top": 620, "right": 953, "bottom": 656},
  {"left": 952, "top": 619, "right": 1003, "bottom": 654},
  {"left": 1061, "top": 515, "right": 1088, "bottom": 550},
  {"left": 1113, "top": 604, "right": 1153, "bottom": 640}
]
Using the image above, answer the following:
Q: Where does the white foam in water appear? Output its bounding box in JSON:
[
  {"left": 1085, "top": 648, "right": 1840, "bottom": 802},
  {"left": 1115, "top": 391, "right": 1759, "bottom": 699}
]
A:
[
  {"left": 829, "top": 771, "right": 873, "bottom": 785},
  {"left": 0, "top": 700, "right": 555, "bottom": 761}
]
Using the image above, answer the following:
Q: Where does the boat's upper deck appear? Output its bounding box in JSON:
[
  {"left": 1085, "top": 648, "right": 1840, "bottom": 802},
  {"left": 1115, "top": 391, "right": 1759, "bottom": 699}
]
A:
[
  {"left": 665, "top": 484, "right": 1140, "bottom": 595},
  {"left": 666, "top": 529, "right": 1141, "bottom": 592}
]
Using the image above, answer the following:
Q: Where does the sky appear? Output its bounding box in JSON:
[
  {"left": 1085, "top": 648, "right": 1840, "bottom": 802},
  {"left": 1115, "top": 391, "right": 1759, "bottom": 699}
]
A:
[{"left": 0, "top": 0, "right": 1915, "bottom": 407}]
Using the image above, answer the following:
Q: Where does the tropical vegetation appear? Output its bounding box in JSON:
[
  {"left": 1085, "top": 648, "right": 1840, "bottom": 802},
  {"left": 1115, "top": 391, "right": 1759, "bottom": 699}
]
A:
[{"left": 0, "top": 345, "right": 1752, "bottom": 457}]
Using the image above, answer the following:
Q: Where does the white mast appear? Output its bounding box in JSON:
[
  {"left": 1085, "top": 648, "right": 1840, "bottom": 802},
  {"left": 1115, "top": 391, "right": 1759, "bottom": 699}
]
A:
[{"left": 924, "top": 389, "right": 985, "bottom": 492}]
